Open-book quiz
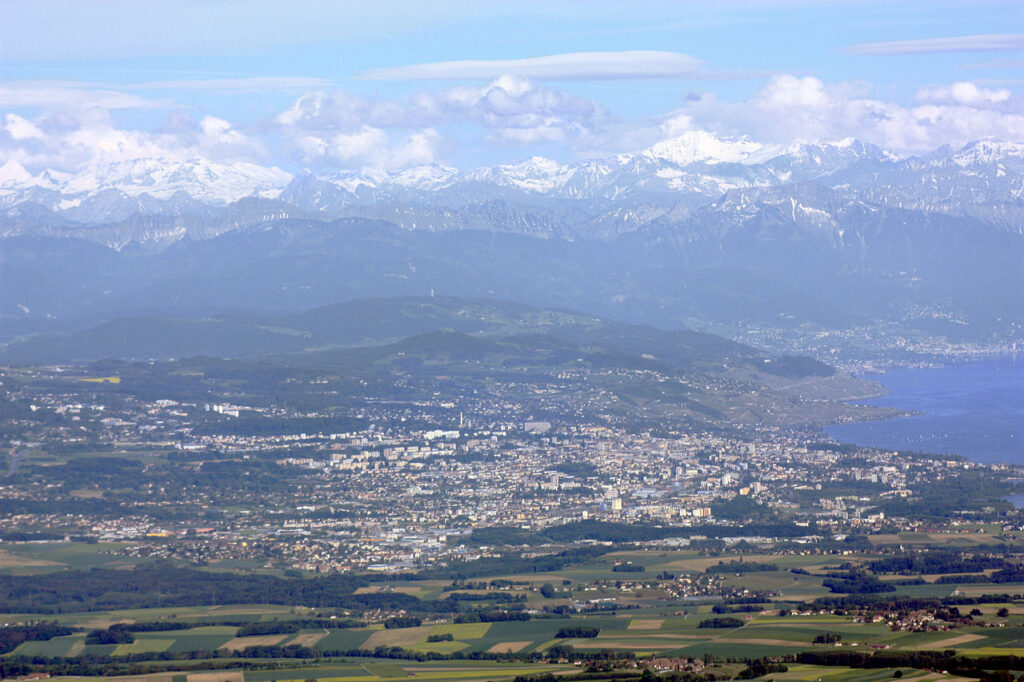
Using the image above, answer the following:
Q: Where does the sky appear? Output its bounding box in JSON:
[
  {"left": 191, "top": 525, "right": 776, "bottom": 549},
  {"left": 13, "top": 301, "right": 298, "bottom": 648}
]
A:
[{"left": 0, "top": 0, "right": 1022, "bottom": 175}]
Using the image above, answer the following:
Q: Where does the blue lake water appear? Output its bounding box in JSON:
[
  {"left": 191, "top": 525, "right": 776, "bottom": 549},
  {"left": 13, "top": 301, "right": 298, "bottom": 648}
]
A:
[{"left": 824, "top": 356, "right": 1023, "bottom": 465}]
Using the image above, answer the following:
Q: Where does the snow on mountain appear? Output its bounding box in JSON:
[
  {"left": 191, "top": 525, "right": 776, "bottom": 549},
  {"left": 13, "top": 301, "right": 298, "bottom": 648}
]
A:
[
  {"left": 388, "top": 164, "right": 458, "bottom": 190},
  {"left": 641, "top": 130, "right": 780, "bottom": 166},
  {"left": 0, "top": 160, "right": 34, "bottom": 187},
  {"left": 952, "top": 138, "right": 1024, "bottom": 166},
  {"left": 70, "top": 158, "right": 293, "bottom": 203},
  {"left": 1, "top": 134, "right": 1021, "bottom": 244},
  {"left": 466, "top": 156, "right": 577, "bottom": 193},
  {"left": 1, "top": 158, "right": 292, "bottom": 206}
]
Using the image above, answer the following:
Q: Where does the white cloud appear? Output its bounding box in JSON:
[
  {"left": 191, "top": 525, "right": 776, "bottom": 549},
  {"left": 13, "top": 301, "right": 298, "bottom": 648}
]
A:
[
  {"left": 847, "top": 33, "right": 1024, "bottom": 55},
  {"left": 359, "top": 50, "right": 704, "bottom": 81},
  {"left": 4, "top": 113, "right": 44, "bottom": 140},
  {"left": 275, "top": 78, "right": 603, "bottom": 168},
  {"left": 0, "top": 108, "right": 269, "bottom": 172},
  {"left": 653, "top": 74, "right": 1024, "bottom": 154},
  {"left": 916, "top": 82, "right": 1012, "bottom": 106}
]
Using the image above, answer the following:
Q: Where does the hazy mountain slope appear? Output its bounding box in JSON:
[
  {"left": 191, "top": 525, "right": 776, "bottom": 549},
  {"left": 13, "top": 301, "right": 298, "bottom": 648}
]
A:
[{"left": 1, "top": 295, "right": 762, "bottom": 368}]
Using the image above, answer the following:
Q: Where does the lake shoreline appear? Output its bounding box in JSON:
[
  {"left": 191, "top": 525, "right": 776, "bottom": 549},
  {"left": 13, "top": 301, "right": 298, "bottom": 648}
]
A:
[{"left": 821, "top": 355, "right": 1023, "bottom": 466}]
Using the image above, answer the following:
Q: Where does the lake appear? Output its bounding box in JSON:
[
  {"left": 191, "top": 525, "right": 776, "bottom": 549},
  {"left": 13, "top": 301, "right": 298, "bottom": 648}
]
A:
[{"left": 824, "top": 356, "right": 1023, "bottom": 465}]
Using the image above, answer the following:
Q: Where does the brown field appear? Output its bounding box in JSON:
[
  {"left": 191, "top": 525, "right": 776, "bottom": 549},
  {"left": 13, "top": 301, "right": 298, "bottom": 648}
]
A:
[
  {"left": 879, "top": 571, "right": 993, "bottom": 584},
  {"left": 496, "top": 573, "right": 575, "bottom": 583},
  {"left": 219, "top": 635, "right": 287, "bottom": 650},
  {"left": 188, "top": 673, "right": 244, "bottom": 682},
  {"left": 869, "top": 533, "right": 1002, "bottom": 546},
  {"left": 204, "top": 606, "right": 294, "bottom": 615},
  {"left": 81, "top": 615, "right": 144, "bottom": 629},
  {"left": 916, "top": 633, "right": 987, "bottom": 650},
  {"left": 288, "top": 631, "right": 328, "bottom": 647},
  {"left": 627, "top": 619, "right": 664, "bottom": 630},
  {"left": 487, "top": 641, "right": 533, "bottom": 653},
  {"left": 0, "top": 550, "right": 63, "bottom": 569},
  {"left": 362, "top": 625, "right": 434, "bottom": 649}
]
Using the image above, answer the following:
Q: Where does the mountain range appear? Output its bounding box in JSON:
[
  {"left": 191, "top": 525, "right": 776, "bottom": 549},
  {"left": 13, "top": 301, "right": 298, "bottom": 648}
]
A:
[
  {"left": 2, "top": 132, "right": 1021, "bottom": 245},
  {"left": 1, "top": 131, "right": 1021, "bottom": 360}
]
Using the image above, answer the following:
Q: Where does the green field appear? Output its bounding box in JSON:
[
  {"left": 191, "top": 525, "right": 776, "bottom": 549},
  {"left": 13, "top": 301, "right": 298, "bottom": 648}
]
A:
[{"left": 5, "top": 540, "right": 1024, "bottom": 682}]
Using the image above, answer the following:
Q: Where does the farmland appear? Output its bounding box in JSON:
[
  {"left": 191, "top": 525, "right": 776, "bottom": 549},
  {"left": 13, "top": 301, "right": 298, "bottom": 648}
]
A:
[{"left": 7, "top": 540, "right": 1024, "bottom": 681}]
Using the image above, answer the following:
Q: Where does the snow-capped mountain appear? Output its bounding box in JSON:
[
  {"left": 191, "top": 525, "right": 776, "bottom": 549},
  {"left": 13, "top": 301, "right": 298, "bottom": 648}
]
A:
[
  {"left": 0, "top": 157, "right": 292, "bottom": 208},
  {"left": 1, "top": 132, "right": 1022, "bottom": 247}
]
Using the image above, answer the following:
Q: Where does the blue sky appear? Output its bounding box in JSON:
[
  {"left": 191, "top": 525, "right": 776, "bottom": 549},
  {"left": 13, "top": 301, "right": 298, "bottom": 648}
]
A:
[{"left": 1, "top": 0, "right": 1021, "bottom": 173}]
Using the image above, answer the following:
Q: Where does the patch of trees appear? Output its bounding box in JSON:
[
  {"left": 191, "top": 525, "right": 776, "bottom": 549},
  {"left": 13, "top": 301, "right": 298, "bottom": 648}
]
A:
[
  {"left": 412, "top": 546, "right": 609, "bottom": 581},
  {"left": 111, "top": 621, "right": 193, "bottom": 632},
  {"left": 810, "top": 594, "right": 1018, "bottom": 612},
  {"left": 697, "top": 617, "right": 744, "bottom": 629},
  {"left": 821, "top": 571, "right": 895, "bottom": 594},
  {"left": 712, "top": 604, "right": 762, "bottom": 614},
  {"left": 556, "top": 627, "right": 600, "bottom": 639},
  {"left": 443, "top": 592, "right": 524, "bottom": 603},
  {"left": 612, "top": 563, "right": 644, "bottom": 573},
  {"left": 868, "top": 553, "right": 1008, "bottom": 575},
  {"left": 383, "top": 617, "right": 422, "bottom": 629},
  {"left": 735, "top": 660, "right": 789, "bottom": 679},
  {"left": 236, "top": 622, "right": 300, "bottom": 636},
  {"left": 0, "top": 624, "right": 75, "bottom": 655},
  {"left": 709, "top": 495, "right": 772, "bottom": 522},
  {"left": 876, "top": 470, "right": 1012, "bottom": 517},
  {"left": 988, "top": 567, "right": 1024, "bottom": 583},
  {"left": 85, "top": 627, "right": 134, "bottom": 645},
  {"left": 426, "top": 633, "right": 454, "bottom": 642},
  {"left": 814, "top": 633, "right": 841, "bottom": 644},
  {"left": 0, "top": 562, "right": 420, "bottom": 613}
]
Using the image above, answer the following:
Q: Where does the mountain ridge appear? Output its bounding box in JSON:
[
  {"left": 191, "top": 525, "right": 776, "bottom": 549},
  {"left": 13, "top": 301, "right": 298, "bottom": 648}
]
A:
[{"left": 2, "top": 133, "right": 1021, "bottom": 249}]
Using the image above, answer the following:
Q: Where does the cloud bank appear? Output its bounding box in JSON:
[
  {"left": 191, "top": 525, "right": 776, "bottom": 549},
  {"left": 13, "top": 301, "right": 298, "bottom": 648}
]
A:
[
  {"left": 649, "top": 75, "right": 1024, "bottom": 155},
  {"left": 1, "top": 73, "right": 1021, "bottom": 174}
]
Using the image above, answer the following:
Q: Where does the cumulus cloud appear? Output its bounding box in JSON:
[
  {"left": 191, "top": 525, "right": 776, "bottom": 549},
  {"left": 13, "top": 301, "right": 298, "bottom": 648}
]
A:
[
  {"left": 275, "top": 77, "right": 603, "bottom": 168},
  {"left": 655, "top": 74, "right": 1024, "bottom": 154},
  {"left": 847, "top": 33, "right": 1024, "bottom": 55},
  {"left": 4, "top": 113, "right": 44, "bottom": 140},
  {"left": 915, "top": 82, "right": 1012, "bottom": 106},
  {"left": 359, "top": 50, "right": 704, "bottom": 81},
  {"left": 0, "top": 108, "right": 267, "bottom": 171}
]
